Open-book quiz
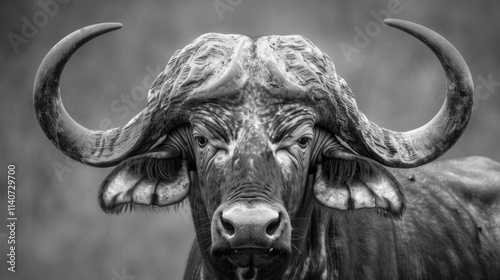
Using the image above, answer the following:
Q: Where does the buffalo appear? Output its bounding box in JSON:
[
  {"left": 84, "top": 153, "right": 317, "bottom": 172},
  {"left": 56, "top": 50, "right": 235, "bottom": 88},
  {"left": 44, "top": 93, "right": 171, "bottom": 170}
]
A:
[{"left": 34, "top": 19, "right": 500, "bottom": 279}]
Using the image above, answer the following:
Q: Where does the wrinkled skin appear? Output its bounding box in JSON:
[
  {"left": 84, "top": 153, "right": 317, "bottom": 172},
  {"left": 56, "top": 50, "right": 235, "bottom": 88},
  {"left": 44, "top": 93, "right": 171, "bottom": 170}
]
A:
[
  {"left": 182, "top": 154, "right": 500, "bottom": 280},
  {"left": 158, "top": 92, "right": 500, "bottom": 279},
  {"left": 32, "top": 21, "right": 500, "bottom": 280},
  {"left": 177, "top": 86, "right": 324, "bottom": 278}
]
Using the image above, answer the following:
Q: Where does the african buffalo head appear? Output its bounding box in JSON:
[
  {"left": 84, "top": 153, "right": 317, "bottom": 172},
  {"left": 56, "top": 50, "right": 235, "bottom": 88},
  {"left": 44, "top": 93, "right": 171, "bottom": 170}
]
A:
[{"left": 34, "top": 19, "right": 473, "bottom": 278}]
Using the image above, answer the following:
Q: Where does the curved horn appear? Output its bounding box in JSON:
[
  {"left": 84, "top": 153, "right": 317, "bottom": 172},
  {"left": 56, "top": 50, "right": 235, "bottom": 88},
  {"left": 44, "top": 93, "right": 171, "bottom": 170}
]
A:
[
  {"left": 34, "top": 23, "right": 150, "bottom": 167},
  {"left": 342, "top": 19, "right": 474, "bottom": 168}
]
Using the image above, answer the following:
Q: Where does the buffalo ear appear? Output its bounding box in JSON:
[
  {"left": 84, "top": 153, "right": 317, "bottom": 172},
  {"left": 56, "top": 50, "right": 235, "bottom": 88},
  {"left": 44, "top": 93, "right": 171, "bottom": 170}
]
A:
[
  {"left": 313, "top": 152, "right": 404, "bottom": 217},
  {"left": 99, "top": 153, "right": 190, "bottom": 214}
]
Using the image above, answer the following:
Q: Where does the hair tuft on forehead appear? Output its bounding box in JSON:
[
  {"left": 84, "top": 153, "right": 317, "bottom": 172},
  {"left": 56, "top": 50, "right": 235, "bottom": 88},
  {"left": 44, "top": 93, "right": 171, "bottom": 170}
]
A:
[{"left": 148, "top": 33, "right": 253, "bottom": 107}]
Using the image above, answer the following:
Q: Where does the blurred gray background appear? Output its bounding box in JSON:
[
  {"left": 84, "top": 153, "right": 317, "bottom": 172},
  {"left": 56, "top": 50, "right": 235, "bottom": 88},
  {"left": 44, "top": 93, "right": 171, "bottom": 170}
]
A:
[{"left": 1, "top": 0, "right": 499, "bottom": 279}]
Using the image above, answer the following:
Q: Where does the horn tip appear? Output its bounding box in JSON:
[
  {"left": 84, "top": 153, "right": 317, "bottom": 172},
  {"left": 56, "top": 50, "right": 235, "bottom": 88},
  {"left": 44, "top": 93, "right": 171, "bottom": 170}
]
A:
[
  {"left": 82, "top": 22, "right": 123, "bottom": 33},
  {"left": 383, "top": 18, "right": 404, "bottom": 27},
  {"left": 106, "top": 22, "right": 123, "bottom": 29}
]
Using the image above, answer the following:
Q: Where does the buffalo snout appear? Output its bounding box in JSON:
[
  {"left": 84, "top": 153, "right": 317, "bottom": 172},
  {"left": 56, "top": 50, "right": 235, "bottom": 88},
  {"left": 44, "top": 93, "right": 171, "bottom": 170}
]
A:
[{"left": 211, "top": 202, "right": 291, "bottom": 268}]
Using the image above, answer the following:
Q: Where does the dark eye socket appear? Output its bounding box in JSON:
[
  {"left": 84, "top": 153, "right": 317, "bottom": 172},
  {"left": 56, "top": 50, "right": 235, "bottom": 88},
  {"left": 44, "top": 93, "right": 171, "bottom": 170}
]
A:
[
  {"left": 297, "top": 137, "right": 310, "bottom": 148},
  {"left": 196, "top": 136, "right": 208, "bottom": 147}
]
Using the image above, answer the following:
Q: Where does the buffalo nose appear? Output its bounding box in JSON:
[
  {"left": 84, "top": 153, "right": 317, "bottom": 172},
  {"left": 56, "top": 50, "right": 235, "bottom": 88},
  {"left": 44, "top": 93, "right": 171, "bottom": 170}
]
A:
[{"left": 219, "top": 204, "right": 284, "bottom": 248}]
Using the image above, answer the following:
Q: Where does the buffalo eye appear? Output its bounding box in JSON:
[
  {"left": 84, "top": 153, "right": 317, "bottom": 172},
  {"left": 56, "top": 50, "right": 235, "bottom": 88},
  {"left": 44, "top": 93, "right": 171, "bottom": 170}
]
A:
[
  {"left": 297, "top": 137, "right": 310, "bottom": 148},
  {"left": 196, "top": 136, "right": 208, "bottom": 148}
]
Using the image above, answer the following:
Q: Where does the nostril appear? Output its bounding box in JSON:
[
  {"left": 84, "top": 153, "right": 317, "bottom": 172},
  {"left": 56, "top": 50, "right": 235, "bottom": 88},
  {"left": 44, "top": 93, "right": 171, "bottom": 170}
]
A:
[
  {"left": 266, "top": 215, "right": 281, "bottom": 236},
  {"left": 220, "top": 213, "right": 235, "bottom": 236}
]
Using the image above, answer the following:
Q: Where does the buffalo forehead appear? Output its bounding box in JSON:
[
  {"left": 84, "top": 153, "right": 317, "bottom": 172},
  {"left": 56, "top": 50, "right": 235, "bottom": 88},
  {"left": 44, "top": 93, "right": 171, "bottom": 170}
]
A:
[
  {"left": 180, "top": 33, "right": 336, "bottom": 106},
  {"left": 254, "top": 35, "right": 336, "bottom": 99},
  {"left": 183, "top": 34, "right": 326, "bottom": 140},
  {"left": 191, "top": 99, "right": 315, "bottom": 143}
]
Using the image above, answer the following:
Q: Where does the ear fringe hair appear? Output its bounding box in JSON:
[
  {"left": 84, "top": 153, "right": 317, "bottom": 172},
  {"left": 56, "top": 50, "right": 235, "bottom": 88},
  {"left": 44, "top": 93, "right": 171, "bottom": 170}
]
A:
[
  {"left": 321, "top": 157, "right": 405, "bottom": 218},
  {"left": 321, "top": 157, "right": 382, "bottom": 186},
  {"left": 105, "top": 197, "right": 189, "bottom": 215},
  {"left": 100, "top": 155, "right": 186, "bottom": 215},
  {"left": 119, "top": 156, "right": 184, "bottom": 182}
]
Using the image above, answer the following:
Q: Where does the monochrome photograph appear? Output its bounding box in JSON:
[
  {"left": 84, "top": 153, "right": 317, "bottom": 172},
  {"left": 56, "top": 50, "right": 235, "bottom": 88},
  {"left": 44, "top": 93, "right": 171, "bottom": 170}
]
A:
[{"left": 1, "top": 1, "right": 499, "bottom": 279}]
